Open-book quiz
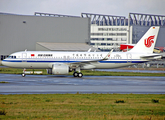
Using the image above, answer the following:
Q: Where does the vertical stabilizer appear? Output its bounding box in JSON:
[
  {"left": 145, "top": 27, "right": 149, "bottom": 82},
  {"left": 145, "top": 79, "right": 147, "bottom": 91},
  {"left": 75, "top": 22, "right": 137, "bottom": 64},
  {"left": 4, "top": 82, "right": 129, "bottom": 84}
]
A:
[{"left": 130, "top": 26, "right": 160, "bottom": 53}]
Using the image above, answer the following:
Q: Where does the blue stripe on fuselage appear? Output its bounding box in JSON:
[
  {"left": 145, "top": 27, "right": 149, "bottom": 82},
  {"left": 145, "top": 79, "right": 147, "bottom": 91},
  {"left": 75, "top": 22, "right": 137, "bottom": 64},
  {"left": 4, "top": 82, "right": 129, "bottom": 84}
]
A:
[{"left": 2, "top": 59, "right": 146, "bottom": 63}]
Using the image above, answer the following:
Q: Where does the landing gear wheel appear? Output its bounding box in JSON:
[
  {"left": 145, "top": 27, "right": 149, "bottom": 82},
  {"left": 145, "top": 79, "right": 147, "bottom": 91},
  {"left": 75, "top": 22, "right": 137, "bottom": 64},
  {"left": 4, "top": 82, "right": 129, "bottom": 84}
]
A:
[
  {"left": 78, "top": 73, "right": 83, "bottom": 78},
  {"left": 22, "top": 73, "right": 26, "bottom": 77},
  {"left": 73, "top": 72, "right": 78, "bottom": 77}
]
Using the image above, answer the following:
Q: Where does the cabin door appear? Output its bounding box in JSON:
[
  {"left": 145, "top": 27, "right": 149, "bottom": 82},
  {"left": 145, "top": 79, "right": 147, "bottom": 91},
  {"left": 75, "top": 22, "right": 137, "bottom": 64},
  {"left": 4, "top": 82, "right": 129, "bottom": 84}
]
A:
[
  {"left": 126, "top": 53, "right": 132, "bottom": 63},
  {"left": 22, "top": 53, "right": 27, "bottom": 62}
]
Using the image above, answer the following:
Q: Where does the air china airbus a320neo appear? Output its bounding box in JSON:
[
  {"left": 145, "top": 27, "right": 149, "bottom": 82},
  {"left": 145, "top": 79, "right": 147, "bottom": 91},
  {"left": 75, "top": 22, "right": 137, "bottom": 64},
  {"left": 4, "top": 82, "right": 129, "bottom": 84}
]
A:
[{"left": 2, "top": 26, "right": 162, "bottom": 77}]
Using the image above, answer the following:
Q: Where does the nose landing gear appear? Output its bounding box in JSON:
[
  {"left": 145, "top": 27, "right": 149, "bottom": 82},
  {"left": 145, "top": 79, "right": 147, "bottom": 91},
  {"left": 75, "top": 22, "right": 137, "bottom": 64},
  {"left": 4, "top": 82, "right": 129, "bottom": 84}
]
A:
[
  {"left": 22, "top": 68, "right": 26, "bottom": 77},
  {"left": 22, "top": 73, "right": 26, "bottom": 77}
]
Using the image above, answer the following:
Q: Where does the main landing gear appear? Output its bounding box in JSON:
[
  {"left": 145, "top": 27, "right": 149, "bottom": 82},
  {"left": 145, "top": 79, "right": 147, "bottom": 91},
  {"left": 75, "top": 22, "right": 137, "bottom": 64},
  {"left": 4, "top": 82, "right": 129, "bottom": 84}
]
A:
[
  {"left": 73, "top": 72, "right": 83, "bottom": 78},
  {"left": 73, "top": 67, "right": 83, "bottom": 78}
]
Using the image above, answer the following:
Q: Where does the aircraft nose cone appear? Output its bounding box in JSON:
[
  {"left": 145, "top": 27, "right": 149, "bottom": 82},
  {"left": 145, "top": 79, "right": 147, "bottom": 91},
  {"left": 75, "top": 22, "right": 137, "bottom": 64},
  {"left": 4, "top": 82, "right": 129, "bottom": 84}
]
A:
[
  {"left": 1, "top": 60, "right": 6, "bottom": 66},
  {"left": 1, "top": 60, "right": 4, "bottom": 65}
]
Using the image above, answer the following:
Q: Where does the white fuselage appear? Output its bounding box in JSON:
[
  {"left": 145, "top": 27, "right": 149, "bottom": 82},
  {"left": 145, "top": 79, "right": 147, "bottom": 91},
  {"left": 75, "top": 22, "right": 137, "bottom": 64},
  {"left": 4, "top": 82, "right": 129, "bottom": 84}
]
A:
[{"left": 2, "top": 51, "right": 149, "bottom": 69}]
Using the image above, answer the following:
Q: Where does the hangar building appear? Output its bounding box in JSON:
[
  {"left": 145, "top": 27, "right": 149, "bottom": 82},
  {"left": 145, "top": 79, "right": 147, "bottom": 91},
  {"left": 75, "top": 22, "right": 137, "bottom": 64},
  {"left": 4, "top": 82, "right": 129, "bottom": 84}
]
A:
[{"left": 0, "top": 12, "right": 91, "bottom": 60}]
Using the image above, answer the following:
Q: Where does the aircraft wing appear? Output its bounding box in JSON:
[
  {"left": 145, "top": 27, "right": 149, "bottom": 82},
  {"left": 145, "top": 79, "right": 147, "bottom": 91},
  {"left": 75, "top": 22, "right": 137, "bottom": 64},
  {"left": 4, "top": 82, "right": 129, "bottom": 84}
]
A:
[{"left": 67, "top": 49, "right": 113, "bottom": 69}]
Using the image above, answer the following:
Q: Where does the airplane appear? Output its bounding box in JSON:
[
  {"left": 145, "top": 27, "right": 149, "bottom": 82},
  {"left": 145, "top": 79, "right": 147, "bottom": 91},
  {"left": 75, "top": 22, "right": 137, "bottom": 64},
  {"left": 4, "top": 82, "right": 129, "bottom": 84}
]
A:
[{"left": 2, "top": 26, "right": 162, "bottom": 77}]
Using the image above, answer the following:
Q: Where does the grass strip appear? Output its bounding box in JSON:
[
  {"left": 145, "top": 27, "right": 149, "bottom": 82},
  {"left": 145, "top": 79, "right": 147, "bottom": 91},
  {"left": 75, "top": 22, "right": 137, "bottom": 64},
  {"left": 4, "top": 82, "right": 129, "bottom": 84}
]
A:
[
  {"left": 0, "top": 67, "right": 165, "bottom": 76},
  {"left": 0, "top": 94, "right": 165, "bottom": 120}
]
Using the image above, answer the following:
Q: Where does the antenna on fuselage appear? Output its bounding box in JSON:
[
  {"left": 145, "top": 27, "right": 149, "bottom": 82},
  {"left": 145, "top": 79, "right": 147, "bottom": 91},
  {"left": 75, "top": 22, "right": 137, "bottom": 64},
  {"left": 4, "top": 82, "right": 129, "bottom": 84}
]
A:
[{"left": 88, "top": 48, "right": 91, "bottom": 52}]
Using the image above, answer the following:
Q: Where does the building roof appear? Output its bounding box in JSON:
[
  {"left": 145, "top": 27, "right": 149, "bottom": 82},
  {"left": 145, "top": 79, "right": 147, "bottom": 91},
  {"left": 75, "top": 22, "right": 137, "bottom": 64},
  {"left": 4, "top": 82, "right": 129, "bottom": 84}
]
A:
[
  {"left": 37, "top": 42, "right": 99, "bottom": 51},
  {"left": 34, "top": 12, "right": 80, "bottom": 18}
]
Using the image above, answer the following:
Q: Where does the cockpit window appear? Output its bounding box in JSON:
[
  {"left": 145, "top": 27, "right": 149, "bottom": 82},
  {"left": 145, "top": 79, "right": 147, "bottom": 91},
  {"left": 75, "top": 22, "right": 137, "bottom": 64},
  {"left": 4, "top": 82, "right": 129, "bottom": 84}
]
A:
[{"left": 8, "top": 56, "right": 16, "bottom": 59}]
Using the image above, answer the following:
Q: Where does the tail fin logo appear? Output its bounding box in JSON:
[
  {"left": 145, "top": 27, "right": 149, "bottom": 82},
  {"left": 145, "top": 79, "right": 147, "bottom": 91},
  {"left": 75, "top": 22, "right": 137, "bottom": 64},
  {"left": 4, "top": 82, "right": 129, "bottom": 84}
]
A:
[{"left": 144, "top": 35, "right": 155, "bottom": 48}]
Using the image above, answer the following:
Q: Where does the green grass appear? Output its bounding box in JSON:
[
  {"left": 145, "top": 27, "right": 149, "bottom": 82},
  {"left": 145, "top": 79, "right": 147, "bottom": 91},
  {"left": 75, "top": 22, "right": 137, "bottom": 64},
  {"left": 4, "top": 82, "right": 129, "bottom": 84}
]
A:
[
  {"left": 0, "top": 81, "right": 9, "bottom": 84},
  {"left": 0, "top": 94, "right": 165, "bottom": 120},
  {"left": 0, "top": 67, "right": 165, "bottom": 76}
]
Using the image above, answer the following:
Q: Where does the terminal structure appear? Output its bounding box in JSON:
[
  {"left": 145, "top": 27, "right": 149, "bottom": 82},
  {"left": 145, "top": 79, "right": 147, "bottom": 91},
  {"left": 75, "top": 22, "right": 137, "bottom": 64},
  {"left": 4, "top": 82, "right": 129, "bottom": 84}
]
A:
[{"left": 82, "top": 13, "right": 165, "bottom": 51}]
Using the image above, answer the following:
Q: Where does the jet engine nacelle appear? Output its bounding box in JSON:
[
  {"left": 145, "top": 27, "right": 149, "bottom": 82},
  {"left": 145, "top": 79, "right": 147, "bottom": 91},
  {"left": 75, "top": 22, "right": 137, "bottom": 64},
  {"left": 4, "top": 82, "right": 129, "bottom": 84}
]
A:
[{"left": 52, "top": 64, "right": 69, "bottom": 75}]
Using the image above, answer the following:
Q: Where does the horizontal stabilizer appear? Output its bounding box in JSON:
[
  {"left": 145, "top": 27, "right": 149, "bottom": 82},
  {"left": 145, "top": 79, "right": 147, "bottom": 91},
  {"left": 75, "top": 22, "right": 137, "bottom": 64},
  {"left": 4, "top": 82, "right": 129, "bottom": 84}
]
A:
[{"left": 140, "top": 54, "right": 162, "bottom": 60}]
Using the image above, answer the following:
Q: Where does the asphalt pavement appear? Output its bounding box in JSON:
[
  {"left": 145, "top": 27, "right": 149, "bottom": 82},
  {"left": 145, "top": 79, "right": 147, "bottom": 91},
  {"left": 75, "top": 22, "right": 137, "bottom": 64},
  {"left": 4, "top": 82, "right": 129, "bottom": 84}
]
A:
[{"left": 0, "top": 73, "right": 165, "bottom": 94}]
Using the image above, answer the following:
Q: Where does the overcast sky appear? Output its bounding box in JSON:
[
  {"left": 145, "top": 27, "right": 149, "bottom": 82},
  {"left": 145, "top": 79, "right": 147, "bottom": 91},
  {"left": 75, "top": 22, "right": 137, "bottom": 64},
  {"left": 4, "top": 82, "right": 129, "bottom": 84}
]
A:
[{"left": 0, "top": 0, "right": 165, "bottom": 17}]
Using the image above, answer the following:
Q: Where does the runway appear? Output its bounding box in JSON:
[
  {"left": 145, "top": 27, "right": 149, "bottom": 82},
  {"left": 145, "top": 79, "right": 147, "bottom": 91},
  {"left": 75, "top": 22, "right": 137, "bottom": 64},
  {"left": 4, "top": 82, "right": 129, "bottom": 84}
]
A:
[{"left": 0, "top": 73, "right": 165, "bottom": 94}]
